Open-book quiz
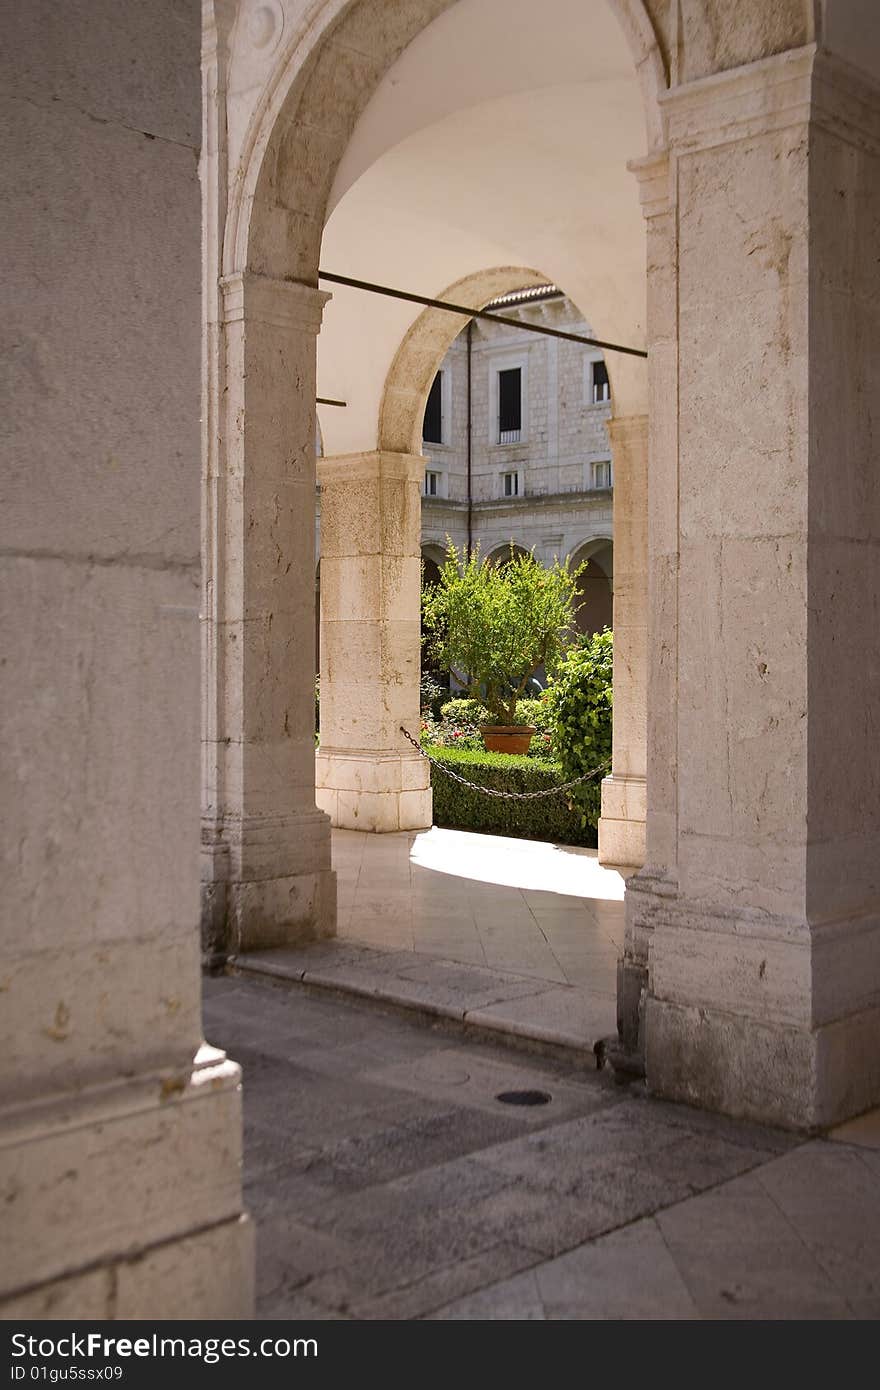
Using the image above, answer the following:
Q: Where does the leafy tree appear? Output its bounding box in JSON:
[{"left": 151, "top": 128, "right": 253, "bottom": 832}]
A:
[
  {"left": 422, "top": 543, "right": 582, "bottom": 725},
  {"left": 544, "top": 628, "right": 613, "bottom": 828}
]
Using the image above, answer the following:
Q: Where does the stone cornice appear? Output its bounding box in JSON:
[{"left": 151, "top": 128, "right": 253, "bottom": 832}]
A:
[
  {"left": 658, "top": 44, "right": 880, "bottom": 159},
  {"left": 220, "top": 272, "right": 331, "bottom": 332},
  {"left": 420, "top": 490, "right": 612, "bottom": 517},
  {"left": 660, "top": 44, "right": 815, "bottom": 153}
]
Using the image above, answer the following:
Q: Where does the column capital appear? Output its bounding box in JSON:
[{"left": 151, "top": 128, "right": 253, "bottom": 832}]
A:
[
  {"left": 658, "top": 44, "right": 816, "bottom": 156},
  {"left": 220, "top": 272, "right": 331, "bottom": 332},
  {"left": 317, "top": 450, "right": 425, "bottom": 488},
  {"left": 627, "top": 150, "right": 673, "bottom": 219}
]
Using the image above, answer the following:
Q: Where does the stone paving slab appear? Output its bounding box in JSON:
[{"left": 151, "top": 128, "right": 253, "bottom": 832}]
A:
[
  {"left": 466, "top": 984, "right": 616, "bottom": 1049},
  {"left": 234, "top": 940, "right": 615, "bottom": 1056},
  {"left": 203, "top": 975, "right": 879, "bottom": 1320},
  {"left": 332, "top": 826, "right": 624, "bottom": 993}
]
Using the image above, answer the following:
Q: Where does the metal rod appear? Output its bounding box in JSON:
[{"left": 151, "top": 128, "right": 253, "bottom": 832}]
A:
[
  {"left": 316, "top": 396, "right": 347, "bottom": 407},
  {"left": 317, "top": 270, "right": 648, "bottom": 360}
]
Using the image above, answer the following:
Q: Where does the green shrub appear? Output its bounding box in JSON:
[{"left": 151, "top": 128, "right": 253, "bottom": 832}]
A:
[
  {"left": 544, "top": 629, "right": 613, "bottom": 829},
  {"left": 440, "top": 695, "right": 553, "bottom": 731},
  {"left": 439, "top": 697, "right": 490, "bottom": 727},
  {"left": 423, "top": 544, "right": 583, "bottom": 724},
  {"left": 427, "top": 745, "right": 595, "bottom": 847},
  {"left": 515, "top": 696, "right": 555, "bottom": 734},
  {"left": 430, "top": 695, "right": 556, "bottom": 757}
]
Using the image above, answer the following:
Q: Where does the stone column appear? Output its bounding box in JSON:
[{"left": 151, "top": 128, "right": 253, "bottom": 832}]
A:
[
  {"left": 598, "top": 413, "right": 648, "bottom": 876},
  {"left": 611, "top": 152, "right": 677, "bottom": 1056},
  {"left": 626, "top": 47, "right": 880, "bottom": 1129},
  {"left": 201, "top": 272, "right": 336, "bottom": 956},
  {"left": 1, "top": 0, "right": 252, "bottom": 1316},
  {"left": 316, "top": 451, "right": 432, "bottom": 832}
]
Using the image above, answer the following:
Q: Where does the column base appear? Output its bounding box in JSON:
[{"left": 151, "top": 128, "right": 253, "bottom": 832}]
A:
[
  {"left": 316, "top": 749, "right": 432, "bottom": 832},
  {"left": 0, "top": 1046, "right": 254, "bottom": 1317},
  {"left": 598, "top": 774, "right": 646, "bottom": 873},
  {"left": 630, "top": 874, "right": 880, "bottom": 1129},
  {"left": 202, "top": 810, "right": 336, "bottom": 956},
  {"left": 647, "top": 996, "right": 880, "bottom": 1132}
]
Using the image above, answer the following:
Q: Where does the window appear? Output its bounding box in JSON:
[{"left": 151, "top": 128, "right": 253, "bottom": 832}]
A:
[
  {"left": 424, "top": 470, "right": 440, "bottom": 497},
  {"left": 422, "top": 372, "right": 444, "bottom": 444},
  {"left": 591, "top": 459, "right": 612, "bottom": 490},
  {"left": 590, "top": 359, "right": 610, "bottom": 405},
  {"left": 498, "top": 367, "right": 522, "bottom": 443},
  {"left": 502, "top": 470, "right": 520, "bottom": 498}
]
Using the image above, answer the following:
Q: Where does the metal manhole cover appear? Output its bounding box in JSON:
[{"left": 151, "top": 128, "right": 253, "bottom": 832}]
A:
[{"left": 496, "top": 1089, "right": 552, "bottom": 1107}]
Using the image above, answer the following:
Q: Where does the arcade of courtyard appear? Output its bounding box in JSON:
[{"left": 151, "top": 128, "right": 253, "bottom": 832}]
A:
[{"left": 4, "top": 0, "right": 880, "bottom": 1321}]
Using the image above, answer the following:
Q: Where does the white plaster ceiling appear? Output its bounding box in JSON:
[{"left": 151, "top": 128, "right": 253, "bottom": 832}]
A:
[{"left": 316, "top": 0, "right": 650, "bottom": 454}]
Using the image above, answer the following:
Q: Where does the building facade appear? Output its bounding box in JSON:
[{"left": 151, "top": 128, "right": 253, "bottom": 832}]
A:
[{"left": 419, "top": 287, "right": 614, "bottom": 637}]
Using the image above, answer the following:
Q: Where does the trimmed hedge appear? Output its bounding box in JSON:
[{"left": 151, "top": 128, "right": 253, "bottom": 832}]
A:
[{"left": 427, "top": 745, "right": 596, "bottom": 847}]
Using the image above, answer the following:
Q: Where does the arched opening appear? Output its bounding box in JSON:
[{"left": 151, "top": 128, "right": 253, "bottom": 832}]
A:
[
  {"left": 570, "top": 537, "right": 614, "bottom": 638},
  {"left": 420, "top": 545, "right": 445, "bottom": 589},
  {"left": 486, "top": 542, "right": 530, "bottom": 567},
  {"left": 204, "top": 0, "right": 655, "bottom": 952}
]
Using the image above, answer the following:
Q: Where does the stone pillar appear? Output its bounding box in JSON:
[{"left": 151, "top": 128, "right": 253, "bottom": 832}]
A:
[
  {"left": 627, "top": 47, "right": 880, "bottom": 1129},
  {"left": 316, "top": 452, "right": 432, "bottom": 832},
  {"left": 201, "top": 272, "right": 336, "bottom": 956},
  {"left": 598, "top": 413, "right": 648, "bottom": 876},
  {"left": 1, "top": 0, "right": 252, "bottom": 1316},
  {"left": 611, "top": 152, "right": 677, "bottom": 1056}
]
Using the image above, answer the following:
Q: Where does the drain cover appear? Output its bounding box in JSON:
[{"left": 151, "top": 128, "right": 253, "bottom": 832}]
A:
[{"left": 496, "top": 1089, "right": 552, "bottom": 1107}]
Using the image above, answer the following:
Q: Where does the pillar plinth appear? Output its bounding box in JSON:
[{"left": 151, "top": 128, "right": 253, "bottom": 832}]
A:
[{"left": 316, "top": 451, "right": 432, "bottom": 833}]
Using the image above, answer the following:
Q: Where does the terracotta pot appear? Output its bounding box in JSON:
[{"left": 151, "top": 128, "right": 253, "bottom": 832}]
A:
[{"left": 480, "top": 724, "right": 536, "bottom": 755}]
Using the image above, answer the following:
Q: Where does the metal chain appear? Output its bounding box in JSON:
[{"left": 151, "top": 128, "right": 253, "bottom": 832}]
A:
[{"left": 400, "top": 726, "right": 610, "bottom": 801}]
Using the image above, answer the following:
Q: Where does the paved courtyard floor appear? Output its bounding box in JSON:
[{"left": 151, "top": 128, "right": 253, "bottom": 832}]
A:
[
  {"left": 233, "top": 827, "right": 618, "bottom": 1051},
  {"left": 333, "top": 827, "right": 624, "bottom": 989},
  {"left": 204, "top": 974, "right": 880, "bottom": 1321}
]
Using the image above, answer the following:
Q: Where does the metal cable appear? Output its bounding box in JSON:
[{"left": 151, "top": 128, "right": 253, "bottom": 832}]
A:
[
  {"left": 319, "top": 271, "right": 648, "bottom": 360},
  {"left": 400, "top": 726, "right": 609, "bottom": 800}
]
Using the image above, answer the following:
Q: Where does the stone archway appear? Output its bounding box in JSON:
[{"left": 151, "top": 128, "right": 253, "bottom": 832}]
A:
[
  {"left": 203, "top": 0, "right": 880, "bottom": 1134},
  {"left": 201, "top": 0, "right": 660, "bottom": 953},
  {"left": 378, "top": 267, "right": 550, "bottom": 457}
]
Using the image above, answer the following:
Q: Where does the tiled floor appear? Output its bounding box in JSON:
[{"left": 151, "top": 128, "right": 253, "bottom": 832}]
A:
[
  {"left": 333, "top": 826, "right": 625, "bottom": 993},
  {"left": 205, "top": 975, "right": 880, "bottom": 1320}
]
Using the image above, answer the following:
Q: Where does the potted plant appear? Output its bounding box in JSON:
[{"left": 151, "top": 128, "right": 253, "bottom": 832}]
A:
[{"left": 422, "top": 543, "right": 582, "bottom": 754}]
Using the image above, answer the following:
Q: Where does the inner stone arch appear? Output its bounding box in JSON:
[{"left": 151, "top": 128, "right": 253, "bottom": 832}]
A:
[{"left": 378, "top": 266, "right": 551, "bottom": 457}]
